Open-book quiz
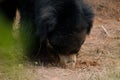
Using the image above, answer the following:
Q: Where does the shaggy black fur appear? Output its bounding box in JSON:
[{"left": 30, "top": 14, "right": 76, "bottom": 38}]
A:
[
  {"left": 35, "top": 0, "right": 94, "bottom": 56},
  {"left": 0, "top": 0, "right": 94, "bottom": 61}
]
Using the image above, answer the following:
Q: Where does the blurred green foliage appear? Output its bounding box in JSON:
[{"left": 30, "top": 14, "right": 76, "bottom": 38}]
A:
[
  {"left": 0, "top": 14, "right": 25, "bottom": 79},
  {"left": 0, "top": 15, "right": 13, "bottom": 47}
]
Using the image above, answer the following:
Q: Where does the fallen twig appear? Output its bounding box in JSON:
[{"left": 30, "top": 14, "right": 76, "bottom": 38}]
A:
[{"left": 101, "top": 25, "right": 110, "bottom": 37}]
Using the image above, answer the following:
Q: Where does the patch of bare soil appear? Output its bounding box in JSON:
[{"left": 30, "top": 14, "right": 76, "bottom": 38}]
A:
[{"left": 76, "top": 17, "right": 120, "bottom": 68}]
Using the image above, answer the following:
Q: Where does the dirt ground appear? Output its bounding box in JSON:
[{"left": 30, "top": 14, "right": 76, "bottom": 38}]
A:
[{"left": 0, "top": 0, "right": 120, "bottom": 80}]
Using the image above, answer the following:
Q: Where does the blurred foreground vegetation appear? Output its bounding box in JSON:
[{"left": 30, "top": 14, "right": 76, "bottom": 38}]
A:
[{"left": 0, "top": 15, "right": 26, "bottom": 80}]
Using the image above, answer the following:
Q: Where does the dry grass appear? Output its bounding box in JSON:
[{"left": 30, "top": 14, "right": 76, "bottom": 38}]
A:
[{"left": 85, "top": 0, "right": 120, "bottom": 19}]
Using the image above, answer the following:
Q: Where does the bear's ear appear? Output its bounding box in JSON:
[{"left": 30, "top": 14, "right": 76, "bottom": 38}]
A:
[{"left": 82, "top": 4, "right": 95, "bottom": 34}]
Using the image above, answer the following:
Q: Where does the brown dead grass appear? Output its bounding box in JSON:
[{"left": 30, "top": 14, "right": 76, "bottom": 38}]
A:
[
  {"left": 85, "top": 0, "right": 120, "bottom": 19},
  {"left": 76, "top": 18, "right": 120, "bottom": 69}
]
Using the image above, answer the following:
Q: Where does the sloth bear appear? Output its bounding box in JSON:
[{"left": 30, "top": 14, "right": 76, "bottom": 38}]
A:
[{"left": 0, "top": 0, "right": 94, "bottom": 68}]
